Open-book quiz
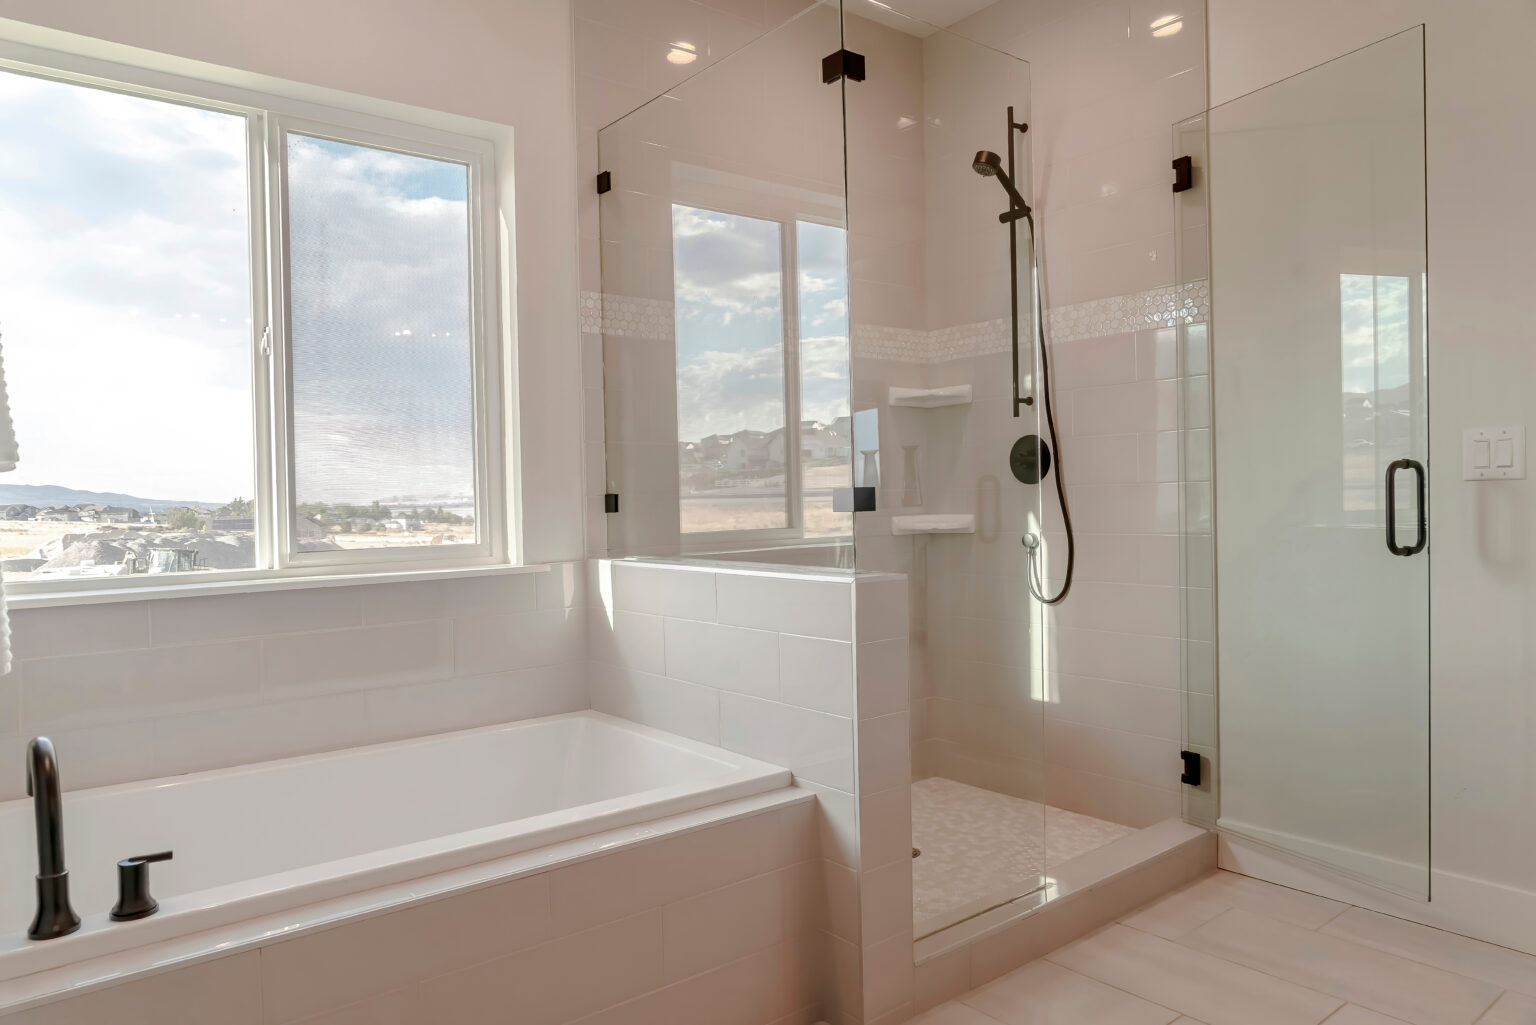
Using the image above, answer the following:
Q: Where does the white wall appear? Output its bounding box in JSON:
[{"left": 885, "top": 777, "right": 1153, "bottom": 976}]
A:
[
  {"left": 1208, "top": 0, "right": 1536, "bottom": 951},
  {"left": 0, "top": 0, "right": 586, "bottom": 563}
]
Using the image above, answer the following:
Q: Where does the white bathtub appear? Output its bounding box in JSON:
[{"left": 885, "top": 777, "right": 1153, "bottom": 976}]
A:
[{"left": 0, "top": 711, "right": 791, "bottom": 984}]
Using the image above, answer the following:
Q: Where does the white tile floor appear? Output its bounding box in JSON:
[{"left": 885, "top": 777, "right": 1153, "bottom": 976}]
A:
[
  {"left": 914, "top": 869, "right": 1536, "bottom": 1025},
  {"left": 913, "top": 778, "right": 1135, "bottom": 935}
]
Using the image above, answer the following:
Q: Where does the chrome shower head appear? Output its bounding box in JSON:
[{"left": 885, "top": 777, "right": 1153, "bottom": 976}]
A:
[{"left": 972, "top": 150, "right": 1004, "bottom": 177}]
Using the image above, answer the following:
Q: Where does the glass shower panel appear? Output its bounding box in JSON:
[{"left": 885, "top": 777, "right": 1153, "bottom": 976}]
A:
[
  {"left": 1173, "top": 114, "right": 1216, "bottom": 828},
  {"left": 1208, "top": 27, "right": 1429, "bottom": 896},
  {"left": 597, "top": 4, "right": 853, "bottom": 566}
]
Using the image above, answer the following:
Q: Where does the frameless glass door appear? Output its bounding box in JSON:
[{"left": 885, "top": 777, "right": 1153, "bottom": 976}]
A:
[{"left": 1208, "top": 27, "right": 1429, "bottom": 897}]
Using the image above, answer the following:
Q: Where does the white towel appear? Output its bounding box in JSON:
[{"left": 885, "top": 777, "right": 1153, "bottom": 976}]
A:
[{"left": 0, "top": 328, "right": 16, "bottom": 676}]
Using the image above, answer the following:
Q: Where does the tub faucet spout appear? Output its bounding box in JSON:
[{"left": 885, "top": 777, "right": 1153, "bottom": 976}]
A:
[{"left": 25, "top": 738, "right": 80, "bottom": 940}]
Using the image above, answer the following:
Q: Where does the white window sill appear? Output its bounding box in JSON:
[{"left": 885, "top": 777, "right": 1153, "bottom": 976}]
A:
[{"left": 5, "top": 563, "right": 548, "bottom": 610}]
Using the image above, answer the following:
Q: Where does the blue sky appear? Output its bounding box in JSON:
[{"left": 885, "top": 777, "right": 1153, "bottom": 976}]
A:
[{"left": 0, "top": 70, "right": 475, "bottom": 505}]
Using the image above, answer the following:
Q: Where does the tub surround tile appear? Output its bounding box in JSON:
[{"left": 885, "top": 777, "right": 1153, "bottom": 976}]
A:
[
  {"left": 855, "top": 637, "right": 908, "bottom": 721},
  {"left": 660, "top": 871, "right": 783, "bottom": 981},
  {"left": 262, "top": 620, "right": 454, "bottom": 694},
  {"left": 779, "top": 635, "right": 855, "bottom": 718},
  {"left": 416, "top": 908, "right": 665, "bottom": 1025},
  {"left": 663, "top": 618, "right": 781, "bottom": 699},
  {"left": 19, "top": 638, "right": 263, "bottom": 730},
  {"left": 1, "top": 950, "right": 263, "bottom": 1025},
  {"left": 453, "top": 606, "right": 587, "bottom": 676},
  {"left": 8, "top": 601, "right": 149, "bottom": 659},
  {"left": 358, "top": 572, "right": 540, "bottom": 625},
  {"left": 362, "top": 664, "right": 588, "bottom": 739},
  {"left": 590, "top": 663, "right": 722, "bottom": 746},
  {"left": 607, "top": 562, "right": 718, "bottom": 621},
  {"left": 150, "top": 587, "right": 365, "bottom": 646},
  {"left": 720, "top": 693, "right": 854, "bottom": 793},
  {"left": 716, "top": 573, "right": 853, "bottom": 641},
  {"left": 590, "top": 609, "right": 666, "bottom": 675},
  {"left": 1, "top": 563, "right": 592, "bottom": 796},
  {"left": 259, "top": 874, "right": 553, "bottom": 1024}
]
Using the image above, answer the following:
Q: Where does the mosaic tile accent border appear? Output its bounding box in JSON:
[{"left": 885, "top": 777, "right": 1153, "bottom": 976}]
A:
[
  {"left": 580, "top": 290, "right": 673, "bottom": 341},
  {"left": 1047, "top": 280, "right": 1210, "bottom": 344},
  {"left": 585, "top": 281, "right": 1210, "bottom": 357},
  {"left": 849, "top": 323, "right": 928, "bottom": 362}
]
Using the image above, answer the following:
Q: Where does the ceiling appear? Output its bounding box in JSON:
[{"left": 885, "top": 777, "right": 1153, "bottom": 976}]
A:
[{"left": 842, "top": 0, "right": 1001, "bottom": 37}]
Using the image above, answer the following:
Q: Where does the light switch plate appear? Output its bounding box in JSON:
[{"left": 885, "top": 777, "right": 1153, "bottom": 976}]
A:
[{"left": 1464, "top": 426, "right": 1525, "bottom": 480}]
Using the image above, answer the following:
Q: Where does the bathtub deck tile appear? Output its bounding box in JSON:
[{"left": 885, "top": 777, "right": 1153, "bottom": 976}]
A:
[{"left": 259, "top": 873, "right": 551, "bottom": 1024}]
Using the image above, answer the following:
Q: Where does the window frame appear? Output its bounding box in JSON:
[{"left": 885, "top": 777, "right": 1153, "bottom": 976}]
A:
[
  {"left": 669, "top": 199, "right": 849, "bottom": 551},
  {"left": 0, "top": 48, "right": 511, "bottom": 601}
]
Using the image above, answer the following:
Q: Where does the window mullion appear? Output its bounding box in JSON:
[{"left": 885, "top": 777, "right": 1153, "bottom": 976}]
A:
[{"left": 264, "top": 114, "right": 297, "bottom": 569}]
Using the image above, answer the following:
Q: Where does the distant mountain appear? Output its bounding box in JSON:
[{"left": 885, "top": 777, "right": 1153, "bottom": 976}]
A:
[{"left": 0, "top": 484, "right": 221, "bottom": 513}]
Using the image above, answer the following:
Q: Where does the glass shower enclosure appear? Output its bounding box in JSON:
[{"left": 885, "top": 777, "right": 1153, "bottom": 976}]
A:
[{"left": 595, "top": 0, "right": 1147, "bottom": 944}]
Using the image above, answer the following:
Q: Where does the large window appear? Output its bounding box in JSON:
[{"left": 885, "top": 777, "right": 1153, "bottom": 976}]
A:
[
  {"left": 670, "top": 204, "right": 850, "bottom": 540},
  {"left": 0, "top": 59, "right": 503, "bottom": 593}
]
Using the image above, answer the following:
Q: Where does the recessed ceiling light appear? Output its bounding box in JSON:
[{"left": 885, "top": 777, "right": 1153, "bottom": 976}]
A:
[
  {"left": 667, "top": 41, "right": 698, "bottom": 64},
  {"left": 1150, "top": 13, "right": 1183, "bottom": 37}
]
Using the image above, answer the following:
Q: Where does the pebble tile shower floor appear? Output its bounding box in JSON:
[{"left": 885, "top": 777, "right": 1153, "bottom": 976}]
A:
[
  {"left": 914, "top": 868, "right": 1536, "bottom": 1025},
  {"left": 912, "top": 777, "right": 1134, "bottom": 934}
]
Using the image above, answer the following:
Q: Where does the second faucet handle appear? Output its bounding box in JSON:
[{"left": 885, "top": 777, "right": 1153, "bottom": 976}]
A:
[{"left": 109, "top": 851, "right": 173, "bottom": 922}]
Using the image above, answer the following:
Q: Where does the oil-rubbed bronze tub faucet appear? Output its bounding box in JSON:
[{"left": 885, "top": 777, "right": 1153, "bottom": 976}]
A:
[{"left": 26, "top": 738, "right": 80, "bottom": 941}]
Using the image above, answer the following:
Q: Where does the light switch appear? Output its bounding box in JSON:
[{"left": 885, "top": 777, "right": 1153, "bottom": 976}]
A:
[{"left": 1464, "top": 426, "right": 1526, "bottom": 480}]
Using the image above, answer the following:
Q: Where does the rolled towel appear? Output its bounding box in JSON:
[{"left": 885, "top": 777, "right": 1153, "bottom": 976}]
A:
[{"left": 0, "top": 330, "right": 14, "bottom": 472}]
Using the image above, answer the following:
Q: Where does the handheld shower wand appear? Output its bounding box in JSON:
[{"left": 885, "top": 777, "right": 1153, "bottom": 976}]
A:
[{"left": 970, "top": 110, "right": 1076, "bottom": 606}]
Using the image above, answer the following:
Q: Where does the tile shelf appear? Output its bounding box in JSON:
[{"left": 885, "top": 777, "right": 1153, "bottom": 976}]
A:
[
  {"left": 891, "top": 514, "right": 976, "bottom": 535},
  {"left": 888, "top": 385, "right": 973, "bottom": 408}
]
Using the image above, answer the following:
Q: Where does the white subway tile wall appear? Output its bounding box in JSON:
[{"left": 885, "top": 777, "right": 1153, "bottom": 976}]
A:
[{"left": 0, "top": 565, "right": 589, "bottom": 799}]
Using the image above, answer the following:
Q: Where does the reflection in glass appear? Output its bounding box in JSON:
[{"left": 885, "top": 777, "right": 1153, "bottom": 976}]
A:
[
  {"left": 672, "top": 205, "right": 789, "bottom": 534},
  {"left": 796, "top": 221, "right": 852, "bottom": 538},
  {"left": 1340, "top": 274, "right": 1415, "bottom": 522},
  {"left": 671, "top": 205, "right": 852, "bottom": 537}
]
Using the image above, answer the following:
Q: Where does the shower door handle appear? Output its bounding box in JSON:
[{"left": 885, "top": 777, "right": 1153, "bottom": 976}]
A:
[{"left": 1385, "top": 458, "right": 1427, "bottom": 556}]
